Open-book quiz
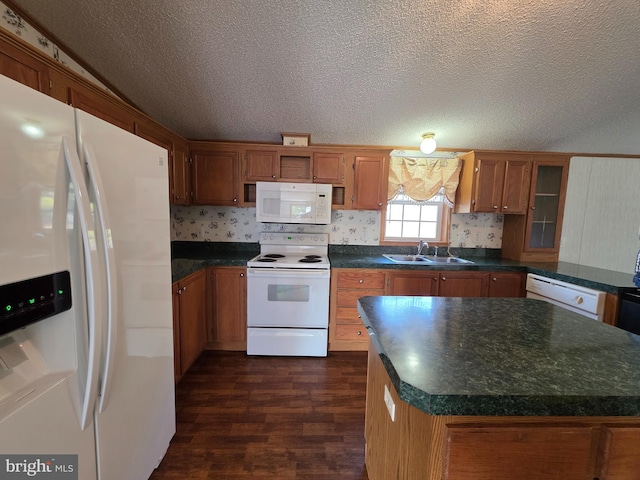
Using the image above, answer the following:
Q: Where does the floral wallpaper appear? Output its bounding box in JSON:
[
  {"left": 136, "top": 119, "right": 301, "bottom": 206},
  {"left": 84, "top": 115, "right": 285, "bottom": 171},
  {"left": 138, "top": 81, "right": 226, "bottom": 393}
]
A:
[
  {"left": 1, "top": 2, "right": 114, "bottom": 94},
  {"left": 171, "top": 206, "right": 504, "bottom": 248}
]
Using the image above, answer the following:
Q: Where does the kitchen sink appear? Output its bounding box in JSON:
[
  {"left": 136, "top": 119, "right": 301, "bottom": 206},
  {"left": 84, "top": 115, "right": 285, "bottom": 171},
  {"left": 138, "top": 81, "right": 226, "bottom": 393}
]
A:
[
  {"left": 382, "top": 254, "right": 430, "bottom": 263},
  {"left": 421, "top": 256, "right": 474, "bottom": 264},
  {"left": 382, "top": 254, "right": 474, "bottom": 265}
]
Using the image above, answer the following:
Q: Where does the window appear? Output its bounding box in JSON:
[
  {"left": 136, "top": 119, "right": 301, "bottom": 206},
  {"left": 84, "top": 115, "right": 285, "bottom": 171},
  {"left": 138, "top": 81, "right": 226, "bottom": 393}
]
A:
[{"left": 382, "top": 187, "right": 450, "bottom": 243}]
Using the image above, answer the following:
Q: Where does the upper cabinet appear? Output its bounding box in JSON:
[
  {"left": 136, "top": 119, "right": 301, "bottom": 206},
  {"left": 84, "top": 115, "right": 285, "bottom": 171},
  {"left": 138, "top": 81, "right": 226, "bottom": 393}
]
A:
[
  {"left": 312, "top": 152, "right": 345, "bottom": 184},
  {"left": 0, "top": 33, "right": 50, "bottom": 93},
  {"left": 502, "top": 156, "right": 570, "bottom": 262},
  {"left": 244, "top": 149, "right": 279, "bottom": 181},
  {"left": 455, "top": 152, "right": 532, "bottom": 214},
  {"left": 171, "top": 137, "right": 191, "bottom": 205},
  {"left": 351, "top": 153, "right": 388, "bottom": 210},
  {"left": 191, "top": 144, "right": 240, "bottom": 206}
]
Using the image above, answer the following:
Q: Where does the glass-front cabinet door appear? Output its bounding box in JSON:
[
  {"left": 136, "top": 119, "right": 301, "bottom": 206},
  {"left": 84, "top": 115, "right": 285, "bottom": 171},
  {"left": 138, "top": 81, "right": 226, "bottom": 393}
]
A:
[{"left": 525, "top": 160, "right": 569, "bottom": 252}]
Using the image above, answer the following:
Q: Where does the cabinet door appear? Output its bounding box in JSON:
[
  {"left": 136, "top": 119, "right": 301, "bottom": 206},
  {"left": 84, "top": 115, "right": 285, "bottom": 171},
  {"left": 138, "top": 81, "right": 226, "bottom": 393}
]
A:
[
  {"left": 171, "top": 138, "right": 191, "bottom": 205},
  {"left": 313, "top": 152, "right": 345, "bottom": 184},
  {"left": 501, "top": 160, "right": 531, "bottom": 214},
  {"left": 525, "top": 160, "right": 569, "bottom": 252},
  {"left": 597, "top": 425, "right": 640, "bottom": 480},
  {"left": 473, "top": 158, "right": 505, "bottom": 212},
  {"left": 488, "top": 272, "right": 524, "bottom": 297},
  {"left": 192, "top": 150, "right": 239, "bottom": 205},
  {"left": 444, "top": 424, "right": 597, "bottom": 480},
  {"left": 0, "top": 35, "right": 50, "bottom": 93},
  {"left": 353, "top": 155, "right": 387, "bottom": 210},
  {"left": 388, "top": 271, "right": 439, "bottom": 296},
  {"left": 244, "top": 150, "right": 278, "bottom": 181},
  {"left": 177, "top": 270, "right": 206, "bottom": 374},
  {"left": 69, "top": 84, "right": 135, "bottom": 132},
  {"left": 208, "top": 267, "right": 247, "bottom": 350},
  {"left": 439, "top": 272, "right": 488, "bottom": 297}
]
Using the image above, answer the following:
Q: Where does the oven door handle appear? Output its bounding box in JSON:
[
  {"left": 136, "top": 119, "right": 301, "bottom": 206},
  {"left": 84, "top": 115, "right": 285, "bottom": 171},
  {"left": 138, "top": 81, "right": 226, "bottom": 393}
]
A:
[{"left": 247, "top": 268, "right": 330, "bottom": 278}]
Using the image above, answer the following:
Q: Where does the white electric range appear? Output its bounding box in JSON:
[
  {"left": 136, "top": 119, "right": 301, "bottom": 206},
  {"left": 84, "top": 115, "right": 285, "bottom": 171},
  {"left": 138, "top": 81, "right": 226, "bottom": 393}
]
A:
[{"left": 247, "top": 232, "right": 330, "bottom": 356}]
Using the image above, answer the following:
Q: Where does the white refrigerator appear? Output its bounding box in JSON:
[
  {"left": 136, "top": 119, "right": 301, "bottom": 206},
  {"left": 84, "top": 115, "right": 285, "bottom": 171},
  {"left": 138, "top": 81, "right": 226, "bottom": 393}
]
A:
[{"left": 0, "top": 74, "right": 175, "bottom": 479}]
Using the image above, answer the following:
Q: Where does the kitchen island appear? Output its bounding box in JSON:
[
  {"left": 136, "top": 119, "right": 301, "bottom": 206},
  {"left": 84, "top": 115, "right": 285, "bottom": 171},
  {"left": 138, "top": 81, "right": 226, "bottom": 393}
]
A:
[{"left": 358, "top": 296, "right": 640, "bottom": 480}]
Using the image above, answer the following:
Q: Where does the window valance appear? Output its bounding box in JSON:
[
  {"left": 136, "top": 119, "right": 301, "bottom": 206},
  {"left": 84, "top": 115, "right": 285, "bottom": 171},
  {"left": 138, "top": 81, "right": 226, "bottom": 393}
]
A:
[{"left": 387, "top": 156, "right": 462, "bottom": 205}]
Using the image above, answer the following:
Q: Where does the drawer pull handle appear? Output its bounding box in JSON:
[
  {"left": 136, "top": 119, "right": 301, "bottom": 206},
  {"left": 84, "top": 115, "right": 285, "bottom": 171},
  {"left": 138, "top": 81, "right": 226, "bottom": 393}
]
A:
[
  {"left": 357, "top": 330, "right": 362, "bottom": 336},
  {"left": 359, "top": 279, "right": 364, "bottom": 283}
]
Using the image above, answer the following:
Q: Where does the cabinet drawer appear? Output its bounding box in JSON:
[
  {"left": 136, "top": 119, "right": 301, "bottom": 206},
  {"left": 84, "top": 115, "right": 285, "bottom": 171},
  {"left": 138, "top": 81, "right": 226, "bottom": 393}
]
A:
[
  {"left": 336, "top": 307, "right": 362, "bottom": 324},
  {"left": 337, "top": 288, "right": 385, "bottom": 307},
  {"left": 334, "top": 323, "right": 368, "bottom": 341},
  {"left": 337, "top": 271, "right": 386, "bottom": 289}
]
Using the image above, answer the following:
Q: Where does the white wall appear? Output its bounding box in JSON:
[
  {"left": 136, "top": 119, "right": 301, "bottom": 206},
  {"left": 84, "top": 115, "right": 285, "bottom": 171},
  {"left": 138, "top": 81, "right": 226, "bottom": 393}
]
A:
[{"left": 560, "top": 156, "right": 640, "bottom": 273}]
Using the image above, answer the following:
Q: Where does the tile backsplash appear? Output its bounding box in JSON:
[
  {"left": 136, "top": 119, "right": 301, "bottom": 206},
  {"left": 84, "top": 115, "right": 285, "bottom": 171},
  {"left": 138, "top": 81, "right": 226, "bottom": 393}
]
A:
[{"left": 171, "top": 206, "right": 503, "bottom": 248}]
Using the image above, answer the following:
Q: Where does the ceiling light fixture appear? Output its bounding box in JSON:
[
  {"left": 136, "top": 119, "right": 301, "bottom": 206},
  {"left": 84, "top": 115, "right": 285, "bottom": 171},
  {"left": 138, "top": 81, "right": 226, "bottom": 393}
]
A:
[{"left": 419, "top": 132, "right": 437, "bottom": 154}]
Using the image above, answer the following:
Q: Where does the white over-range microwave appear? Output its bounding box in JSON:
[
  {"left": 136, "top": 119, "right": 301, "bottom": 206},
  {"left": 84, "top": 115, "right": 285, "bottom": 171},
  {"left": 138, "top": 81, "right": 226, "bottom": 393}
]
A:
[{"left": 255, "top": 182, "right": 332, "bottom": 224}]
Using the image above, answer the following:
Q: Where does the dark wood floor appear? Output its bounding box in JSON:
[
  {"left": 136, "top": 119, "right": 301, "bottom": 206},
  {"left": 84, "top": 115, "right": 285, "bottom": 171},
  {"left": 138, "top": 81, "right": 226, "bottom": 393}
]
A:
[{"left": 150, "top": 351, "right": 370, "bottom": 480}]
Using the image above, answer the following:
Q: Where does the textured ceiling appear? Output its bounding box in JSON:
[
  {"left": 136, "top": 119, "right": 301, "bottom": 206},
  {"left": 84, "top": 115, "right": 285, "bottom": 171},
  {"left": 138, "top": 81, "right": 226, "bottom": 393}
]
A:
[{"left": 8, "top": 0, "right": 640, "bottom": 153}]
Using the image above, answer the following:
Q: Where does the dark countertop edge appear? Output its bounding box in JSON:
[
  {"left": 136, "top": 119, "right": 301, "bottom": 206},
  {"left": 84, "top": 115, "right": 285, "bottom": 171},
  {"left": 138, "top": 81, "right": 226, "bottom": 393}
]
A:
[
  {"left": 170, "top": 241, "right": 634, "bottom": 292},
  {"left": 368, "top": 318, "right": 640, "bottom": 417}
]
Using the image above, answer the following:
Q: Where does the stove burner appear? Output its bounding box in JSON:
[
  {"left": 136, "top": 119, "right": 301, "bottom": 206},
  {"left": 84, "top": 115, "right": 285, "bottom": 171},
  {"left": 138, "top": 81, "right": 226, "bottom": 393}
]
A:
[
  {"left": 257, "top": 257, "right": 277, "bottom": 262},
  {"left": 299, "top": 257, "right": 322, "bottom": 263},
  {"left": 304, "top": 255, "right": 321, "bottom": 259},
  {"left": 263, "top": 254, "right": 285, "bottom": 258}
]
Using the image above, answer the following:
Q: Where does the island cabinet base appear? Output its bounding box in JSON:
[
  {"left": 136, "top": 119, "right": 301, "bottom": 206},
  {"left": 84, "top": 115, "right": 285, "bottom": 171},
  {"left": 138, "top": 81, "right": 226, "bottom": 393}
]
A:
[{"left": 364, "top": 344, "right": 640, "bottom": 480}]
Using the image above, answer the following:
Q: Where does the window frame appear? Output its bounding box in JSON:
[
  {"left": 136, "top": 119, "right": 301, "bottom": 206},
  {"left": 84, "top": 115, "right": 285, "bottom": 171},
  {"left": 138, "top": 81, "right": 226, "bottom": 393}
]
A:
[{"left": 380, "top": 190, "right": 451, "bottom": 246}]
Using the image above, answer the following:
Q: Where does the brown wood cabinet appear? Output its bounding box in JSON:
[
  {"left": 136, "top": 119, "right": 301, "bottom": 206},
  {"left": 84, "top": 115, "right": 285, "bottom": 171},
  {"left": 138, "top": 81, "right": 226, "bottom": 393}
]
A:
[
  {"left": 455, "top": 151, "right": 531, "bottom": 215},
  {"left": 207, "top": 266, "right": 247, "bottom": 350},
  {"left": 487, "top": 272, "right": 525, "bottom": 297},
  {"left": 331, "top": 269, "right": 526, "bottom": 351},
  {"left": 191, "top": 147, "right": 240, "bottom": 206},
  {"left": 502, "top": 156, "right": 570, "bottom": 262},
  {"left": 171, "top": 137, "right": 191, "bottom": 205},
  {"left": 388, "top": 270, "right": 439, "bottom": 296},
  {"left": 365, "top": 343, "right": 640, "bottom": 480},
  {"left": 312, "top": 152, "right": 345, "bottom": 184},
  {"left": 438, "top": 271, "right": 489, "bottom": 297},
  {"left": 0, "top": 33, "right": 50, "bottom": 93},
  {"left": 330, "top": 269, "right": 387, "bottom": 351},
  {"left": 388, "top": 270, "right": 524, "bottom": 299},
  {"left": 69, "top": 83, "right": 135, "bottom": 132},
  {"left": 352, "top": 153, "right": 388, "bottom": 210},
  {"left": 244, "top": 149, "right": 279, "bottom": 181},
  {"left": 173, "top": 269, "right": 206, "bottom": 382}
]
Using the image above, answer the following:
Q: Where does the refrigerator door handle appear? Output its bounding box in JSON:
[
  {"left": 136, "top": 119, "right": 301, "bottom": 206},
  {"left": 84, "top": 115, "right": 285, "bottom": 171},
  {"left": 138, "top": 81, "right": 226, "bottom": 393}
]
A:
[
  {"left": 83, "top": 142, "right": 118, "bottom": 414},
  {"left": 62, "top": 136, "right": 104, "bottom": 431}
]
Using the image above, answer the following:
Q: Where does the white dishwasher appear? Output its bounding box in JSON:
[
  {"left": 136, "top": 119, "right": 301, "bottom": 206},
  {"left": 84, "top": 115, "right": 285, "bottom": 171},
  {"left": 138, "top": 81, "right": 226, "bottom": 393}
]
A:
[{"left": 525, "top": 273, "right": 606, "bottom": 321}]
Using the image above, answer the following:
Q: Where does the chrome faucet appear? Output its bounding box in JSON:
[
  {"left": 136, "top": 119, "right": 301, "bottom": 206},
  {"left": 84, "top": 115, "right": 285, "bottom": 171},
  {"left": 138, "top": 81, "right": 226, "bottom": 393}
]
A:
[{"left": 417, "top": 239, "right": 428, "bottom": 256}]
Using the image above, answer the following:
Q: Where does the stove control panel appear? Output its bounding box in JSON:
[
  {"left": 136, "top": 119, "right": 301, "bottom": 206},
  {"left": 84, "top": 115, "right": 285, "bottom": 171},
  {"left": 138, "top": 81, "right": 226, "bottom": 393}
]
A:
[{"left": 259, "top": 232, "right": 328, "bottom": 246}]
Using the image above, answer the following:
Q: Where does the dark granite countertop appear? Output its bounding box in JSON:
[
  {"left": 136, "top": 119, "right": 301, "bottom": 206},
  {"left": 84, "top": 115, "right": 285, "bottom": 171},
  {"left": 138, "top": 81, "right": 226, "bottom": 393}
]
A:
[
  {"left": 358, "top": 295, "right": 640, "bottom": 417},
  {"left": 170, "top": 241, "right": 636, "bottom": 292},
  {"left": 329, "top": 252, "right": 636, "bottom": 294}
]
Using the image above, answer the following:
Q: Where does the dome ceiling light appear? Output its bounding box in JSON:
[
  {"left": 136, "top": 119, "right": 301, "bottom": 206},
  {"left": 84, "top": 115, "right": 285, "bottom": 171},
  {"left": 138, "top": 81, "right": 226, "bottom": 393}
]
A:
[{"left": 419, "top": 132, "right": 437, "bottom": 154}]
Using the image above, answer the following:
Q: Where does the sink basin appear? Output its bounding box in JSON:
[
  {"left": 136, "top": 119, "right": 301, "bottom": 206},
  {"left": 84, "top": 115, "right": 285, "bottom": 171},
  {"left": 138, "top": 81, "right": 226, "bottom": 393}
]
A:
[
  {"left": 421, "top": 256, "right": 474, "bottom": 264},
  {"left": 382, "top": 254, "right": 429, "bottom": 263},
  {"left": 382, "top": 254, "right": 474, "bottom": 265}
]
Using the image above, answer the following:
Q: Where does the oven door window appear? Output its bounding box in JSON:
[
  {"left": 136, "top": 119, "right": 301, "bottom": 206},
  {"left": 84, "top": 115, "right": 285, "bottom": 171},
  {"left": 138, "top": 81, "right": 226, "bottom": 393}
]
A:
[{"left": 267, "top": 284, "right": 310, "bottom": 302}]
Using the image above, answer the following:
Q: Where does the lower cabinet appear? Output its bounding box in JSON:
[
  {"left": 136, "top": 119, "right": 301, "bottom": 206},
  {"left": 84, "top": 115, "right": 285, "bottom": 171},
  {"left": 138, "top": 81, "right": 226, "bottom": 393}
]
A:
[
  {"left": 438, "top": 272, "right": 489, "bottom": 297},
  {"left": 207, "top": 266, "right": 247, "bottom": 350},
  {"left": 365, "top": 344, "right": 640, "bottom": 480},
  {"left": 388, "top": 270, "right": 525, "bottom": 298},
  {"left": 330, "top": 269, "right": 387, "bottom": 351},
  {"left": 172, "top": 269, "right": 207, "bottom": 383},
  {"left": 330, "top": 269, "right": 526, "bottom": 351}
]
